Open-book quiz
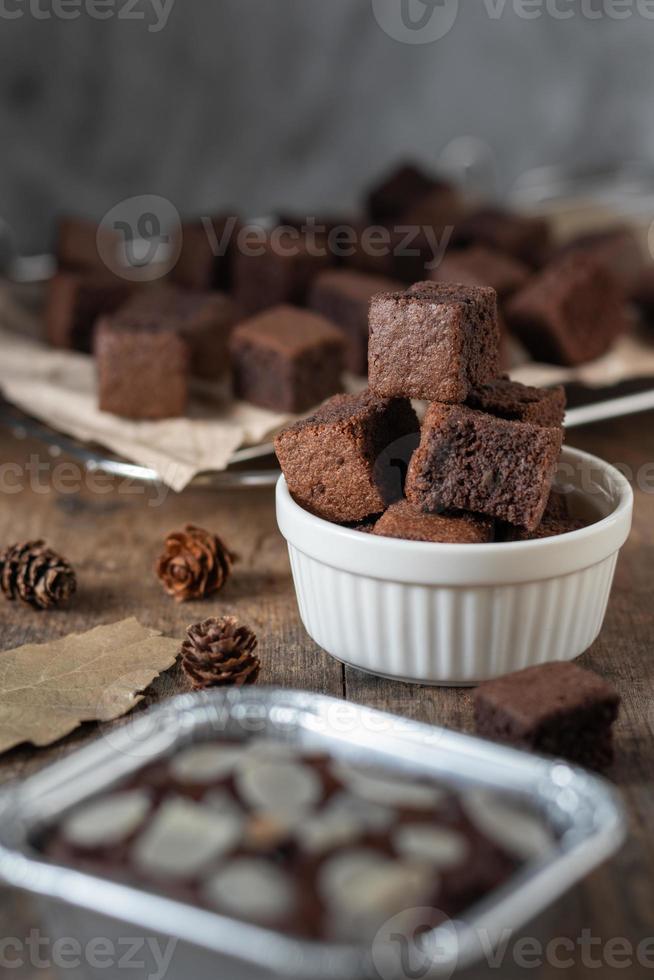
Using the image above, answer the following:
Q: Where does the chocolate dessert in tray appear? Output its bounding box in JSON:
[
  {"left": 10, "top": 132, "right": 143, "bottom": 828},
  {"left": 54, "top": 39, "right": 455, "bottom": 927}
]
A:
[{"left": 276, "top": 279, "right": 580, "bottom": 542}]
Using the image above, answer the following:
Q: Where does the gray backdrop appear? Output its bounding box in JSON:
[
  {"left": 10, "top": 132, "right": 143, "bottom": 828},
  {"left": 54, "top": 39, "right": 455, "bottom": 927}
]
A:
[{"left": 1, "top": 0, "right": 653, "bottom": 253}]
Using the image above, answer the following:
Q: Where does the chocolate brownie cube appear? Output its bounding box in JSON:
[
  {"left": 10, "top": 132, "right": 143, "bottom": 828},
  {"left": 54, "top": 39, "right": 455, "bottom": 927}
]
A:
[
  {"left": 170, "top": 216, "right": 238, "bottom": 292},
  {"left": 372, "top": 501, "right": 494, "bottom": 543},
  {"left": 505, "top": 253, "right": 628, "bottom": 366},
  {"left": 466, "top": 377, "right": 566, "bottom": 427},
  {"left": 555, "top": 225, "right": 644, "bottom": 292},
  {"left": 275, "top": 390, "right": 419, "bottom": 523},
  {"left": 308, "top": 269, "right": 402, "bottom": 375},
  {"left": 473, "top": 662, "right": 620, "bottom": 769},
  {"left": 45, "top": 272, "right": 134, "bottom": 352},
  {"left": 233, "top": 227, "right": 331, "bottom": 316},
  {"left": 118, "top": 285, "right": 240, "bottom": 380},
  {"left": 344, "top": 222, "right": 439, "bottom": 284},
  {"left": 405, "top": 404, "right": 563, "bottom": 531},
  {"left": 229, "top": 305, "right": 345, "bottom": 413},
  {"left": 55, "top": 215, "right": 122, "bottom": 275},
  {"left": 367, "top": 163, "right": 441, "bottom": 223},
  {"left": 455, "top": 208, "right": 552, "bottom": 268},
  {"left": 96, "top": 320, "right": 189, "bottom": 419},
  {"left": 429, "top": 246, "right": 530, "bottom": 300},
  {"left": 369, "top": 284, "right": 501, "bottom": 403}
]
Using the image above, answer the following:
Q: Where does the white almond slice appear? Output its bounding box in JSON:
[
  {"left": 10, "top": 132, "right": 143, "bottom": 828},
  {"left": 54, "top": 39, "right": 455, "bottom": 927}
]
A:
[
  {"left": 297, "top": 810, "right": 363, "bottom": 855},
  {"left": 324, "top": 791, "right": 396, "bottom": 832},
  {"left": 332, "top": 762, "right": 446, "bottom": 810},
  {"left": 464, "top": 790, "right": 554, "bottom": 860},
  {"left": 63, "top": 790, "right": 151, "bottom": 849},
  {"left": 319, "top": 849, "right": 386, "bottom": 903},
  {"left": 204, "top": 858, "right": 295, "bottom": 922},
  {"left": 236, "top": 759, "right": 322, "bottom": 816},
  {"left": 132, "top": 798, "right": 241, "bottom": 879},
  {"left": 170, "top": 744, "right": 244, "bottom": 784},
  {"left": 201, "top": 788, "right": 244, "bottom": 818},
  {"left": 393, "top": 824, "right": 470, "bottom": 868}
]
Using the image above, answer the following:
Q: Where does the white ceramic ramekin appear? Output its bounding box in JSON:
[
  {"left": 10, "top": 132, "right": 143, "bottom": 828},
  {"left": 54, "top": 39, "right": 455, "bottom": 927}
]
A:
[{"left": 276, "top": 446, "right": 633, "bottom": 685}]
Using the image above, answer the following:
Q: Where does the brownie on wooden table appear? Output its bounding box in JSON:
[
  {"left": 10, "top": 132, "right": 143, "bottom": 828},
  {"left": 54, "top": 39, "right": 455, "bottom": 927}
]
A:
[
  {"left": 505, "top": 253, "right": 628, "bottom": 366},
  {"left": 473, "top": 662, "right": 620, "bottom": 769},
  {"left": 372, "top": 501, "right": 494, "bottom": 544},
  {"left": 229, "top": 305, "right": 345, "bottom": 413},
  {"left": 466, "top": 377, "right": 566, "bottom": 427},
  {"left": 118, "top": 285, "right": 240, "bottom": 380},
  {"left": 275, "top": 391, "right": 419, "bottom": 523},
  {"left": 369, "top": 284, "right": 500, "bottom": 403},
  {"left": 428, "top": 246, "right": 530, "bottom": 300},
  {"left": 308, "top": 269, "right": 402, "bottom": 375},
  {"left": 455, "top": 207, "right": 552, "bottom": 268},
  {"left": 233, "top": 228, "right": 331, "bottom": 316},
  {"left": 96, "top": 320, "right": 189, "bottom": 420},
  {"left": 406, "top": 404, "right": 563, "bottom": 532},
  {"left": 46, "top": 271, "right": 134, "bottom": 352}
]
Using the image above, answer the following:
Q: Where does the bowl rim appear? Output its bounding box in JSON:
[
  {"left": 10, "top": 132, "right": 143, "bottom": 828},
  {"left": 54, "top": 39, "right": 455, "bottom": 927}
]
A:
[{"left": 275, "top": 445, "right": 634, "bottom": 586}]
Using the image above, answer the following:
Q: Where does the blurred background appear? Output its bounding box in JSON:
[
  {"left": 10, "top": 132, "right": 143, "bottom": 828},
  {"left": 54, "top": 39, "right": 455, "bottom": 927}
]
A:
[{"left": 2, "top": 0, "right": 654, "bottom": 254}]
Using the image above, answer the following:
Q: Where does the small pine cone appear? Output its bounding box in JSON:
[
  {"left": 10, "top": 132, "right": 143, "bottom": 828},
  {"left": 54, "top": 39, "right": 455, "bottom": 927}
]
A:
[
  {"left": 181, "top": 616, "right": 260, "bottom": 689},
  {"left": 155, "top": 524, "right": 235, "bottom": 602},
  {"left": 0, "top": 540, "right": 77, "bottom": 610}
]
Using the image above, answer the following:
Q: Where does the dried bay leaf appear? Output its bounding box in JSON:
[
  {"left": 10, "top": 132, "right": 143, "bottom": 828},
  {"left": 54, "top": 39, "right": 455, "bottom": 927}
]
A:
[{"left": 0, "top": 617, "right": 179, "bottom": 754}]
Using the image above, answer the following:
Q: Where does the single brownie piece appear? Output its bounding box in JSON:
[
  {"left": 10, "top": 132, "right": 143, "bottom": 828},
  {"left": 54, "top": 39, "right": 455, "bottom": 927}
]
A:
[
  {"left": 233, "top": 228, "right": 331, "bottom": 316},
  {"left": 55, "top": 215, "right": 121, "bottom": 275},
  {"left": 308, "top": 269, "right": 402, "bottom": 374},
  {"left": 473, "top": 662, "right": 620, "bottom": 769},
  {"left": 344, "top": 221, "right": 439, "bottom": 284},
  {"left": 367, "top": 163, "right": 443, "bottom": 223},
  {"left": 406, "top": 404, "right": 563, "bottom": 531},
  {"left": 45, "top": 271, "right": 134, "bottom": 352},
  {"left": 429, "top": 246, "right": 530, "bottom": 300},
  {"left": 373, "top": 501, "right": 494, "bottom": 544},
  {"left": 275, "top": 391, "right": 419, "bottom": 523},
  {"left": 369, "top": 284, "right": 500, "bottom": 403},
  {"left": 455, "top": 208, "right": 552, "bottom": 268},
  {"left": 230, "top": 305, "right": 345, "bottom": 413},
  {"left": 170, "top": 216, "right": 239, "bottom": 292},
  {"left": 96, "top": 320, "right": 189, "bottom": 419},
  {"left": 505, "top": 253, "right": 628, "bottom": 366},
  {"left": 466, "top": 377, "right": 566, "bottom": 427},
  {"left": 117, "top": 285, "right": 240, "bottom": 380},
  {"left": 555, "top": 225, "right": 644, "bottom": 292}
]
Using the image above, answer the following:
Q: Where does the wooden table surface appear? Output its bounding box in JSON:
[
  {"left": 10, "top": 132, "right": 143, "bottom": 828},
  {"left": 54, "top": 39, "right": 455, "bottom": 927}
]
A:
[{"left": 0, "top": 412, "right": 652, "bottom": 980}]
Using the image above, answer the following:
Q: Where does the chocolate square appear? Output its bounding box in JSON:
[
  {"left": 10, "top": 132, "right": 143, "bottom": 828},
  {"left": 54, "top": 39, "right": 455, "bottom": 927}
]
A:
[
  {"left": 505, "top": 253, "right": 628, "bottom": 366},
  {"left": 369, "top": 284, "right": 500, "bottom": 403},
  {"left": 474, "top": 662, "right": 620, "bottom": 769},
  {"left": 308, "top": 269, "right": 402, "bottom": 375},
  {"left": 170, "top": 216, "right": 238, "bottom": 292},
  {"left": 46, "top": 271, "right": 134, "bottom": 352},
  {"left": 275, "top": 390, "right": 419, "bottom": 523},
  {"left": 96, "top": 320, "right": 189, "bottom": 419},
  {"left": 405, "top": 404, "right": 563, "bottom": 531},
  {"left": 229, "top": 305, "right": 345, "bottom": 412},
  {"left": 233, "top": 228, "right": 331, "bottom": 316}
]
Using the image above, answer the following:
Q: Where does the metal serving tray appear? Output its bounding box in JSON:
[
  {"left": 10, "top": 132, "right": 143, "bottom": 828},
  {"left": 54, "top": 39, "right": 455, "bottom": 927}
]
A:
[{"left": 0, "top": 689, "right": 626, "bottom": 980}]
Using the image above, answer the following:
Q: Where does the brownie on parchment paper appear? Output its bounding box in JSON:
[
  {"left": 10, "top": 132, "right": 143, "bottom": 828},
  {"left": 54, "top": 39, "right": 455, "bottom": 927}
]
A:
[
  {"left": 308, "top": 268, "right": 403, "bottom": 375},
  {"left": 229, "top": 305, "right": 345, "bottom": 413},
  {"left": 372, "top": 501, "right": 494, "bottom": 544},
  {"left": 96, "top": 319, "right": 189, "bottom": 420},
  {"left": 505, "top": 252, "right": 628, "bottom": 366},
  {"left": 45, "top": 271, "right": 134, "bottom": 352},
  {"left": 275, "top": 390, "right": 419, "bottom": 524},
  {"left": 369, "top": 283, "right": 500, "bottom": 403},
  {"left": 405, "top": 404, "right": 563, "bottom": 532},
  {"left": 474, "top": 661, "right": 620, "bottom": 769}
]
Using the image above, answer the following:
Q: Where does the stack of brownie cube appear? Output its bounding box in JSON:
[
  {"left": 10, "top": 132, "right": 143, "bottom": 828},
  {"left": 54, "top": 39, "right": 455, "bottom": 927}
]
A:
[{"left": 276, "top": 280, "right": 580, "bottom": 544}]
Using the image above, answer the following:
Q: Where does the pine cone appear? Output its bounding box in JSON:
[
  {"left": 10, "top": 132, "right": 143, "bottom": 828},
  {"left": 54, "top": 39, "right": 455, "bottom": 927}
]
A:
[
  {"left": 181, "top": 616, "right": 260, "bottom": 688},
  {"left": 0, "top": 541, "right": 77, "bottom": 610},
  {"left": 155, "top": 525, "right": 235, "bottom": 602}
]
